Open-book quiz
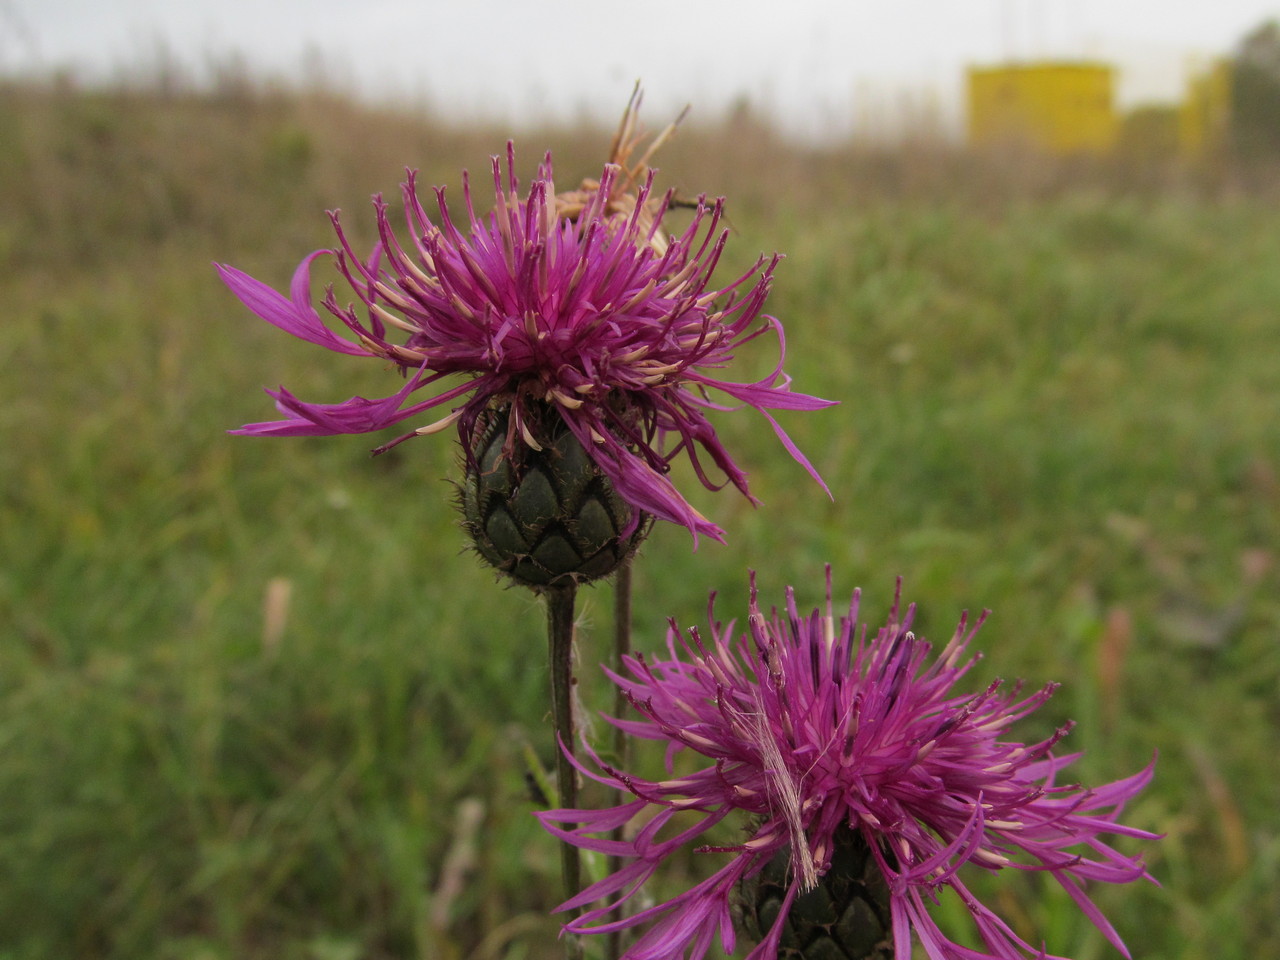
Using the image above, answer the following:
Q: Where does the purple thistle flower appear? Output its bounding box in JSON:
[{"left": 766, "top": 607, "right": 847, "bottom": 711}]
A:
[
  {"left": 217, "top": 106, "right": 832, "bottom": 543},
  {"left": 538, "top": 572, "right": 1160, "bottom": 960}
]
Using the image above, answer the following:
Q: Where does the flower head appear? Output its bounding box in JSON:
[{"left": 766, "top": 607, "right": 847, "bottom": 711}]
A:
[
  {"left": 218, "top": 97, "right": 832, "bottom": 542},
  {"left": 538, "top": 572, "right": 1159, "bottom": 960}
]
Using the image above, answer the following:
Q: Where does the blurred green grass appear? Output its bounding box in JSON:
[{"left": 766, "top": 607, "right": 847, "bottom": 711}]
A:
[{"left": 1, "top": 79, "right": 1277, "bottom": 959}]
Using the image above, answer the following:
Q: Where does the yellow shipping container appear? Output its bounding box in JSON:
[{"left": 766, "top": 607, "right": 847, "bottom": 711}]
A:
[{"left": 967, "top": 62, "right": 1118, "bottom": 154}]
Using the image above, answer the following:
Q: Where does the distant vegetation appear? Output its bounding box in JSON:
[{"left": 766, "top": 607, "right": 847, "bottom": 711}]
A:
[
  {"left": 1231, "top": 20, "right": 1280, "bottom": 164},
  {"left": 1, "top": 76, "right": 1277, "bottom": 960}
]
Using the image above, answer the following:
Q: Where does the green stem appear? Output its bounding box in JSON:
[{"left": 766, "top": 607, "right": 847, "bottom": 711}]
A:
[
  {"left": 606, "top": 557, "right": 634, "bottom": 960},
  {"left": 546, "top": 582, "right": 583, "bottom": 960},
  {"left": 612, "top": 557, "right": 633, "bottom": 753}
]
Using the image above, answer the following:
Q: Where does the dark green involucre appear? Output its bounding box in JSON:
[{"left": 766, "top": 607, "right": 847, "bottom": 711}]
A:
[
  {"left": 737, "top": 829, "right": 894, "bottom": 960},
  {"left": 460, "top": 405, "right": 650, "bottom": 589}
]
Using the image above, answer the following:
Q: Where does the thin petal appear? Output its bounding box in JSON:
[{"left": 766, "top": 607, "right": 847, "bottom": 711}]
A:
[{"left": 217, "top": 255, "right": 367, "bottom": 356}]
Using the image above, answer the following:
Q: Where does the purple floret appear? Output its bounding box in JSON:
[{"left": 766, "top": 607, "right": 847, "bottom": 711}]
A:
[
  {"left": 219, "top": 146, "right": 833, "bottom": 542},
  {"left": 539, "top": 571, "right": 1160, "bottom": 960}
]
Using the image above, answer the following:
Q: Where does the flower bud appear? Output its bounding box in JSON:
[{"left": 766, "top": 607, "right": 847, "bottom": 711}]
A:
[
  {"left": 737, "top": 829, "right": 894, "bottom": 960},
  {"left": 460, "top": 405, "right": 650, "bottom": 589}
]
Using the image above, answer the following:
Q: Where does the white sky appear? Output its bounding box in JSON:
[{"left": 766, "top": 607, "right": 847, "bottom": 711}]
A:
[{"left": 3, "top": 0, "right": 1278, "bottom": 139}]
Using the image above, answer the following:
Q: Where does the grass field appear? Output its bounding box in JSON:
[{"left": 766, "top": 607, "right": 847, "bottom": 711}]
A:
[{"left": 1, "top": 79, "right": 1277, "bottom": 960}]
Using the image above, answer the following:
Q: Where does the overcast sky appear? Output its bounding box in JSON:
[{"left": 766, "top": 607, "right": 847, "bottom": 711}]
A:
[{"left": 3, "top": 1, "right": 1278, "bottom": 138}]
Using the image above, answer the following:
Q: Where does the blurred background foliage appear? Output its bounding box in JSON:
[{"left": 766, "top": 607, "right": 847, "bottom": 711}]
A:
[{"left": 1, "top": 40, "right": 1278, "bottom": 960}]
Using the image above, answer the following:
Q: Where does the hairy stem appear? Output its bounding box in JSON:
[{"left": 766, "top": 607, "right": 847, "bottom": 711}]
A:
[{"left": 546, "top": 582, "right": 583, "bottom": 960}]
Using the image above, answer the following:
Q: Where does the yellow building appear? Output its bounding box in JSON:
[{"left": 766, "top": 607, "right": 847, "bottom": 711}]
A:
[
  {"left": 1179, "top": 59, "right": 1232, "bottom": 160},
  {"left": 967, "top": 62, "right": 1118, "bottom": 154}
]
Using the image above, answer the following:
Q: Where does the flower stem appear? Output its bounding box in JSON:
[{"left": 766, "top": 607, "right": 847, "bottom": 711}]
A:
[
  {"left": 545, "top": 582, "right": 583, "bottom": 960},
  {"left": 607, "top": 557, "right": 634, "bottom": 960}
]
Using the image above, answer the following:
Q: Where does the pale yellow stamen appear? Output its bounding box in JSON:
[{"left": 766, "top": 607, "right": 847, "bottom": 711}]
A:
[
  {"left": 614, "top": 346, "right": 650, "bottom": 364},
  {"left": 519, "top": 419, "right": 543, "bottom": 451},
  {"left": 413, "top": 410, "right": 463, "bottom": 436},
  {"left": 635, "top": 361, "right": 682, "bottom": 377},
  {"left": 972, "top": 848, "right": 1011, "bottom": 867},
  {"left": 370, "top": 303, "right": 420, "bottom": 334}
]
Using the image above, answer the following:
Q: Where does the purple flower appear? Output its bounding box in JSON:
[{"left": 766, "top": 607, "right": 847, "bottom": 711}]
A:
[
  {"left": 218, "top": 116, "right": 832, "bottom": 542},
  {"left": 538, "top": 572, "right": 1159, "bottom": 960}
]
